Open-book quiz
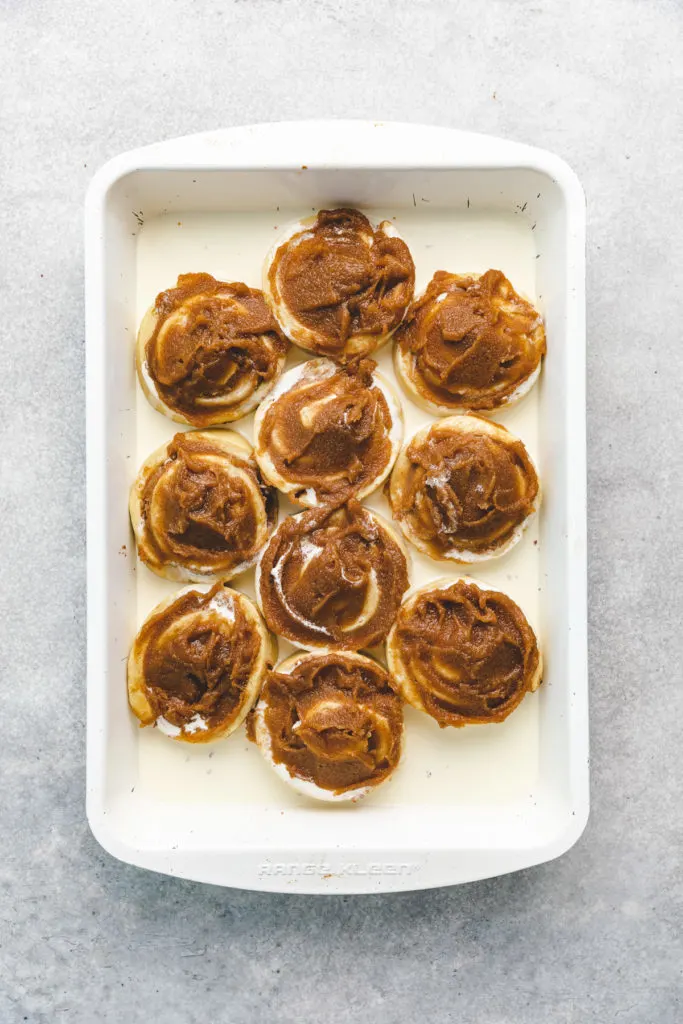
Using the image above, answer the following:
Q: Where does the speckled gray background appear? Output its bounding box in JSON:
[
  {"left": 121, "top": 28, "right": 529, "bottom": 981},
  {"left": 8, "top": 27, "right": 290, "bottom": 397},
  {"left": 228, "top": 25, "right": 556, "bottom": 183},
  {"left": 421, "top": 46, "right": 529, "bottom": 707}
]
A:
[{"left": 1, "top": 0, "right": 682, "bottom": 1021}]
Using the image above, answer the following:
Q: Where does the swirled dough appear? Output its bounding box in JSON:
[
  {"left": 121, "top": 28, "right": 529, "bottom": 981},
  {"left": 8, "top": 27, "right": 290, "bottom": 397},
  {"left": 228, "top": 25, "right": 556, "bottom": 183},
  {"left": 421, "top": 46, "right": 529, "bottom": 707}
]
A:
[
  {"left": 137, "top": 273, "right": 289, "bottom": 425},
  {"left": 250, "top": 650, "right": 403, "bottom": 801},
  {"left": 394, "top": 269, "right": 545, "bottom": 414},
  {"left": 264, "top": 209, "right": 415, "bottom": 362},
  {"left": 256, "top": 501, "right": 409, "bottom": 651},
  {"left": 128, "top": 584, "right": 276, "bottom": 743},
  {"left": 130, "top": 429, "right": 277, "bottom": 582},
  {"left": 386, "top": 578, "right": 542, "bottom": 728},
  {"left": 388, "top": 415, "right": 539, "bottom": 562},
  {"left": 254, "top": 358, "right": 402, "bottom": 506}
]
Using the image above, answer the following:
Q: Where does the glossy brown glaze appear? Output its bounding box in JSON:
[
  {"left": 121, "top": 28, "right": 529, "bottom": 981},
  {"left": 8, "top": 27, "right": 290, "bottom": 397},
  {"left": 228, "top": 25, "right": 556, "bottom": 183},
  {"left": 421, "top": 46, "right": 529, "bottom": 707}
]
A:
[
  {"left": 143, "top": 273, "right": 288, "bottom": 425},
  {"left": 389, "top": 417, "right": 539, "bottom": 559},
  {"left": 396, "top": 269, "right": 545, "bottom": 410},
  {"left": 252, "top": 652, "right": 403, "bottom": 795},
  {"left": 267, "top": 209, "right": 415, "bottom": 360},
  {"left": 256, "top": 359, "right": 397, "bottom": 505},
  {"left": 135, "top": 432, "right": 277, "bottom": 579},
  {"left": 129, "top": 584, "right": 270, "bottom": 738},
  {"left": 387, "top": 579, "right": 541, "bottom": 727},
  {"left": 258, "top": 501, "right": 409, "bottom": 650}
]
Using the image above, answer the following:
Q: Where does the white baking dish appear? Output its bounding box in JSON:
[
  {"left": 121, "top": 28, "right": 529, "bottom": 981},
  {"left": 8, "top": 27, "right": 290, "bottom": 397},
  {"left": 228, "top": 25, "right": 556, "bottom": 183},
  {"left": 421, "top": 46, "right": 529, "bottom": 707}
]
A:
[{"left": 85, "top": 120, "right": 587, "bottom": 894}]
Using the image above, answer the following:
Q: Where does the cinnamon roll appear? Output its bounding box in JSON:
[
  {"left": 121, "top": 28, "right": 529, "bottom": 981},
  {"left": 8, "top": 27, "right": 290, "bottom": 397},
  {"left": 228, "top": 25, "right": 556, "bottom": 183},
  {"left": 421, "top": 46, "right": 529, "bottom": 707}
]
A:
[
  {"left": 264, "top": 208, "right": 415, "bottom": 362},
  {"left": 250, "top": 650, "right": 404, "bottom": 801},
  {"left": 130, "top": 429, "right": 278, "bottom": 582},
  {"left": 128, "top": 583, "right": 276, "bottom": 743},
  {"left": 136, "top": 272, "right": 289, "bottom": 426},
  {"left": 386, "top": 578, "right": 542, "bottom": 728},
  {"left": 388, "top": 415, "right": 540, "bottom": 562},
  {"left": 256, "top": 501, "right": 410, "bottom": 651},
  {"left": 253, "top": 357, "right": 403, "bottom": 507},
  {"left": 394, "top": 269, "right": 545, "bottom": 414}
]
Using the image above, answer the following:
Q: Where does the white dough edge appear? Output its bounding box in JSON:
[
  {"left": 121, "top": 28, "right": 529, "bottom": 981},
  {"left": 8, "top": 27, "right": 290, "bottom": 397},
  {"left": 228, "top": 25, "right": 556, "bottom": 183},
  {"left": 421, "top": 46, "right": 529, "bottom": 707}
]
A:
[
  {"left": 127, "top": 583, "right": 277, "bottom": 743},
  {"left": 254, "top": 507, "right": 411, "bottom": 652},
  {"left": 135, "top": 301, "right": 288, "bottom": 425},
  {"left": 262, "top": 215, "right": 411, "bottom": 358},
  {"left": 253, "top": 357, "right": 404, "bottom": 507},
  {"left": 385, "top": 575, "right": 544, "bottom": 713},
  {"left": 129, "top": 428, "right": 276, "bottom": 583},
  {"left": 252, "top": 649, "right": 402, "bottom": 802},
  {"left": 388, "top": 414, "right": 541, "bottom": 564}
]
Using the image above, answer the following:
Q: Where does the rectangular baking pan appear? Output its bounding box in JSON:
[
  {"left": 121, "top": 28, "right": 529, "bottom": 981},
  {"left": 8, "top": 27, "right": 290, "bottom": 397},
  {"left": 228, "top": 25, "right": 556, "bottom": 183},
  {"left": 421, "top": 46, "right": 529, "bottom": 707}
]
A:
[{"left": 85, "top": 120, "right": 587, "bottom": 894}]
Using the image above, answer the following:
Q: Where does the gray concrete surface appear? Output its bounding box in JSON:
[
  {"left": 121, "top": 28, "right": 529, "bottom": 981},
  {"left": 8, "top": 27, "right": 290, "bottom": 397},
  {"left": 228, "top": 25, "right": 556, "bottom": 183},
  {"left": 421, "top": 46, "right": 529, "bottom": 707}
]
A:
[{"left": 1, "top": 0, "right": 682, "bottom": 1021}]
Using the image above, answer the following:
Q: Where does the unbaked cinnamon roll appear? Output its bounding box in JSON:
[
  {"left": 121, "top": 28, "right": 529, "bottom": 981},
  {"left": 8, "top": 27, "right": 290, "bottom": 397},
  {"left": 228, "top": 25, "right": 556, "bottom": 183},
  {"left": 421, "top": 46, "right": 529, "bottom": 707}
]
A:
[
  {"left": 256, "top": 500, "right": 410, "bottom": 651},
  {"left": 264, "top": 208, "right": 415, "bottom": 362},
  {"left": 394, "top": 269, "right": 545, "bottom": 414},
  {"left": 250, "top": 650, "right": 404, "bottom": 801},
  {"left": 137, "top": 273, "right": 289, "bottom": 426},
  {"left": 253, "top": 357, "right": 403, "bottom": 507},
  {"left": 388, "top": 415, "right": 540, "bottom": 562},
  {"left": 130, "top": 429, "right": 278, "bottom": 582},
  {"left": 128, "top": 583, "right": 276, "bottom": 743},
  {"left": 386, "top": 578, "right": 542, "bottom": 728}
]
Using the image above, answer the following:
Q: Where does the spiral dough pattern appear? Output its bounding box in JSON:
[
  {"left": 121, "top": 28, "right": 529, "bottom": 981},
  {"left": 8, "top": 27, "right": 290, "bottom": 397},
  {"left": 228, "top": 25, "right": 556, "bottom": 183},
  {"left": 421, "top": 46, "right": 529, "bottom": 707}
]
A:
[
  {"left": 257, "top": 501, "right": 409, "bottom": 651},
  {"left": 386, "top": 578, "right": 542, "bottom": 728},
  {"left": 130, "top": 430, "right": 278, "bottom": 582},
  {"left": 137, "top": 273, "right": 289, "bottom": 426},
  {"left": 394, "top": 269, "right": 545, "bottom": 414},
  {"left": 264, "top": 208, "right": 415, "bottom": 362},
  {"left": 251, "top": 650, "right": 404, "bottom": 800},
  {"left": 128, "top": 584, "right": 276, "bottom": 743}
]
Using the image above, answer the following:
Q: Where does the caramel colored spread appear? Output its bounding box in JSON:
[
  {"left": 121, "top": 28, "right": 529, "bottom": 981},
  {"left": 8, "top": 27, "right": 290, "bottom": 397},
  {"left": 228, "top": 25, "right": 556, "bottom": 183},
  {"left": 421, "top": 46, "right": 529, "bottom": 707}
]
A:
[
  {"left": 139, "top": 432, "right": 277, "bottom": 576},
  {"left": 391, "top": 580, "right": 541, "bottom": 727},
  {"left": 390, "top": 420, "right": 539, "bottom": 557},
  {"left": 258, "top": 359, "right": 395, "bottom": 504},
  {"left": 136, "top": 584, "right": 262, "bottom": 730},
  {"left": 258, "top": 501, "right": 409, "bottom": 649},
  {"left": 145, "top": 273, "right": 288, "bottom": 425},
  {"left": 254, "top": 653, "right": 403, "bottom": 794},
  {"left": 269, "top": 209, "right": 415, "bottom": 358},
  {"left": 397, "top": 270, "right": 545, "bottom": 410}
]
